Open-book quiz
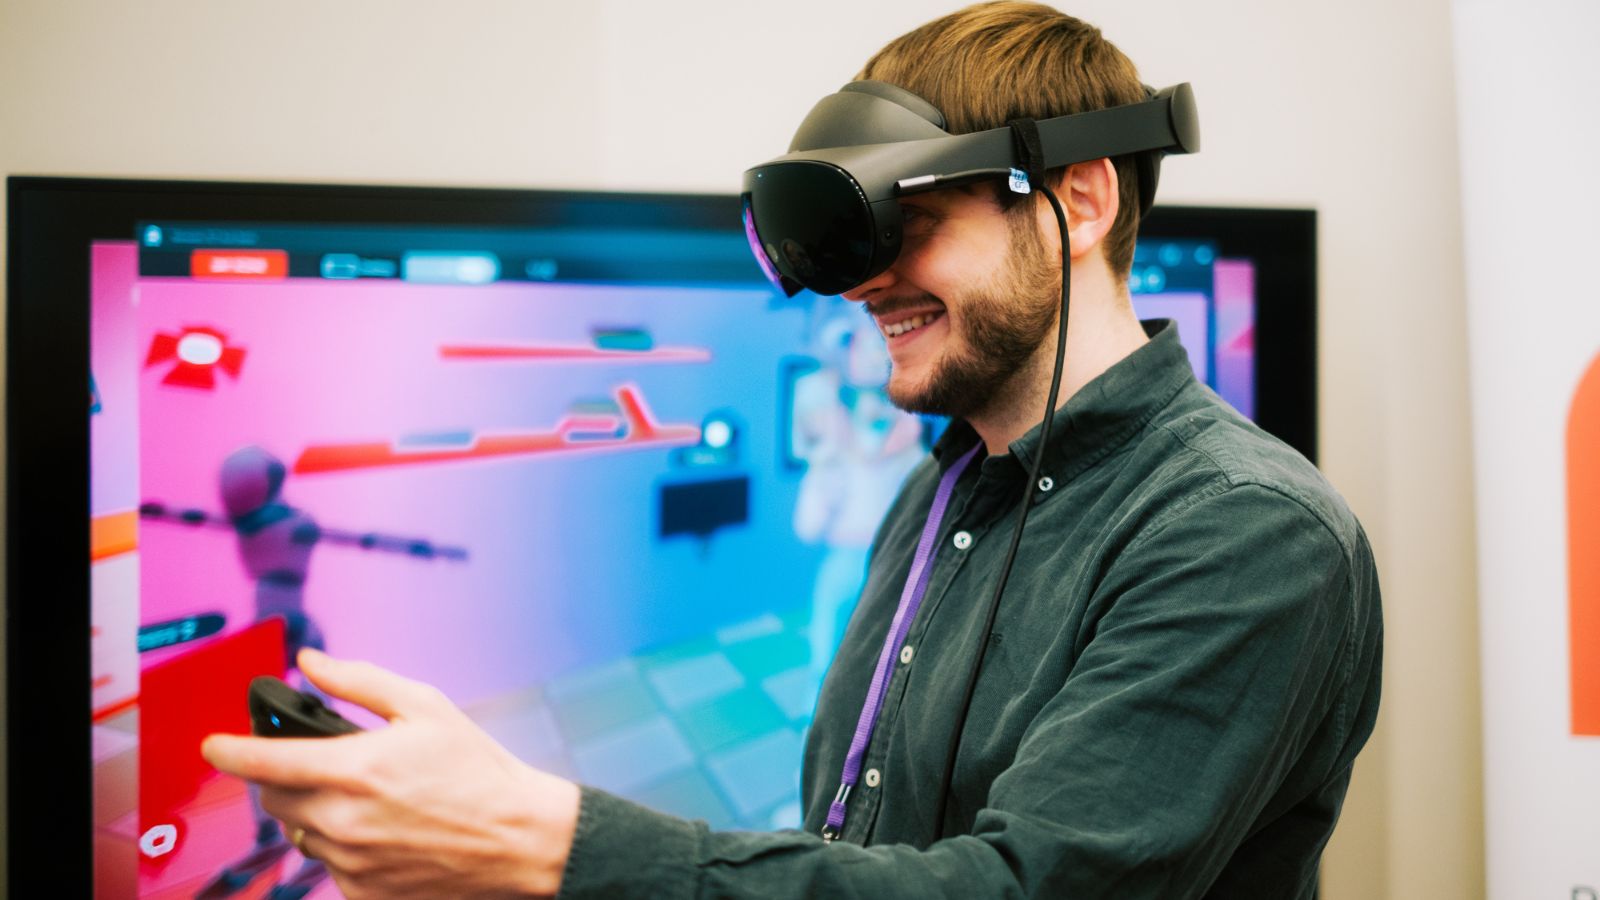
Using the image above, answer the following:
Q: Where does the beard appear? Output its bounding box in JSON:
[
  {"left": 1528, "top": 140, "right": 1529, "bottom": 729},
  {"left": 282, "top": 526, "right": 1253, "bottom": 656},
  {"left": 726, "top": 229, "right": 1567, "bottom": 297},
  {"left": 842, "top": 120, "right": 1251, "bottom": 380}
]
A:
[{"left": 885, "top": 215, "right": 1061, "bottom": 419}]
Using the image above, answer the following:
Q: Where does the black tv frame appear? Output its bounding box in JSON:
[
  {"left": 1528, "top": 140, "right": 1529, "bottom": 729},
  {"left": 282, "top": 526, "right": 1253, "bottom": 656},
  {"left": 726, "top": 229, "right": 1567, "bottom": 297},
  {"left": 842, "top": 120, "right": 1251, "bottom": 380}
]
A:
[
  {"left": 1140, "top": 204, "right": 1318, "bottom": 462},
  {"left": 4, "top": 177, "right": 1316, "bottom": 898}
]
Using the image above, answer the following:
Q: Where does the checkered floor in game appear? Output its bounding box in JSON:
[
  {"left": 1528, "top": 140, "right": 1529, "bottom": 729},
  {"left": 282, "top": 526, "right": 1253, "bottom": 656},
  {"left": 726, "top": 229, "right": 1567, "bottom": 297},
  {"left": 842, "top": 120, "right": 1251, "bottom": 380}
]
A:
[{"left": 463, "top": 607, "right": 823, "bottom": 830}]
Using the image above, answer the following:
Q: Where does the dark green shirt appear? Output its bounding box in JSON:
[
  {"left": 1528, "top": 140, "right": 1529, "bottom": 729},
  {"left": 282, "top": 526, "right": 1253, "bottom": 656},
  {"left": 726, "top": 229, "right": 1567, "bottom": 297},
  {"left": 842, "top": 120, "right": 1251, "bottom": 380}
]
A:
[{"left": 559, "top": 320, "right": 1383, "bottom": 899}]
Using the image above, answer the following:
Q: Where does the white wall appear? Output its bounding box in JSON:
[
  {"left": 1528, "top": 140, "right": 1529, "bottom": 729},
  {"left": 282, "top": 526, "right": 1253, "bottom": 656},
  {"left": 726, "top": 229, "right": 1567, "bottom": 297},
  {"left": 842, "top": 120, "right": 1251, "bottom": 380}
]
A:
[
  {"left": 0, "top": 1, "right": 1482, "bottom": 896},
  {"left": 1455, "top": 0, "right": 1600, "bottom": 895}
]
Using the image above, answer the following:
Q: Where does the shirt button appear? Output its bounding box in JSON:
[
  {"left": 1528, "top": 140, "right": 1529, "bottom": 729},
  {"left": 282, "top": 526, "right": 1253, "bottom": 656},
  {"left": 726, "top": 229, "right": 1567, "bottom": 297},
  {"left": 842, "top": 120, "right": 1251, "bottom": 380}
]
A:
[
  {"left": 1037, "top": 476, "right": 1055, "bottom": 492},
  {"left": 900, "top": 645, "right": 915, "bottom": 665},
  {"left": 953, "top": 531, "right": 973, "bottom": 550},
  {"left": 865, "top": 768, "right": 882, "bottom": 788}
]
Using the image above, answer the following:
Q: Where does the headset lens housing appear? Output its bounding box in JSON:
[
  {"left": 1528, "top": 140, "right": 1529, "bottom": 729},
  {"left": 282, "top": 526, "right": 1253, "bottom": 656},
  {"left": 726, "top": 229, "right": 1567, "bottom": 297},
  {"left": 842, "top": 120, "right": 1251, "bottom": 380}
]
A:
[{"left": 741, "top": 161, "right": 886, "bottom": 297}]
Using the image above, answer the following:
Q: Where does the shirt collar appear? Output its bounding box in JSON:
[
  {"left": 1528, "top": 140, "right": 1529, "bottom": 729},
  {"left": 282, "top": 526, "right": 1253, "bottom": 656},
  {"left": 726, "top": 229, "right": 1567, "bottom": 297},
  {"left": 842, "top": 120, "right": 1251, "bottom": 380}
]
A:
[{"left": 932, "top": 319, "right": 1195, "bottom": 481}]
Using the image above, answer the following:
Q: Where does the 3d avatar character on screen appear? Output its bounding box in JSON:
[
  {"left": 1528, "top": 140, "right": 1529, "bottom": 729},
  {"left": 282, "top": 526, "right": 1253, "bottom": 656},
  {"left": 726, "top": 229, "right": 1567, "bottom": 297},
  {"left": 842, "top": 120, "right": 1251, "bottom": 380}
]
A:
[{"left": 140, "top": 445, "right": 468, "bottom": 900}]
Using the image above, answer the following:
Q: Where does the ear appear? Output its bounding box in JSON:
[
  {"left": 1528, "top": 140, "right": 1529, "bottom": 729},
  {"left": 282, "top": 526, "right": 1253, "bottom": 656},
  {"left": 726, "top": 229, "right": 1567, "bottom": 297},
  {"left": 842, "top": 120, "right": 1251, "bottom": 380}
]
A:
[{"left": 1037, "top": 158, "right": 1119, "bottom": 262}]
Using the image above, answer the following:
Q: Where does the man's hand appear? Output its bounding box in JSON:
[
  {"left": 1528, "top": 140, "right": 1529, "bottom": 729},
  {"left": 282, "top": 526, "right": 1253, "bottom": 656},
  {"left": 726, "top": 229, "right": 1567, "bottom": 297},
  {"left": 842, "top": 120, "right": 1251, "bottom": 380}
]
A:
[{"left": 202, "top": 648, "right": 581, "bottom": 899}]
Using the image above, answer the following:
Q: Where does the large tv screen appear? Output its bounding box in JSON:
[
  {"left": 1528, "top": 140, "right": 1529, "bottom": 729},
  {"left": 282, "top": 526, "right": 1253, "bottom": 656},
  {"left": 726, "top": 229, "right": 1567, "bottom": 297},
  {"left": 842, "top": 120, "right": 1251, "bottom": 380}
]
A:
[{"left": 6, "top": 177, "right": 1315, "bottom": 899}]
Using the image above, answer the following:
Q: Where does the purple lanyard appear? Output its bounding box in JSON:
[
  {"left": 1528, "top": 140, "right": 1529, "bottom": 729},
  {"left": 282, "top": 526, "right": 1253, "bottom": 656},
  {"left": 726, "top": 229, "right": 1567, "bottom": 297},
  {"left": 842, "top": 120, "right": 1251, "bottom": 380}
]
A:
[{"left": 821, "top": 443, "right": 981, "bottom": 842}]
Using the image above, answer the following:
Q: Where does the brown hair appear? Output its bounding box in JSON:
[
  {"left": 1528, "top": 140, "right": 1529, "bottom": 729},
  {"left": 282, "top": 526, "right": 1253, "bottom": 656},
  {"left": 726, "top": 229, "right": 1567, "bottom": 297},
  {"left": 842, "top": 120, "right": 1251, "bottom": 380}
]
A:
[{"left": 857, "top": 2, "right": 1146, "bottom": 276}]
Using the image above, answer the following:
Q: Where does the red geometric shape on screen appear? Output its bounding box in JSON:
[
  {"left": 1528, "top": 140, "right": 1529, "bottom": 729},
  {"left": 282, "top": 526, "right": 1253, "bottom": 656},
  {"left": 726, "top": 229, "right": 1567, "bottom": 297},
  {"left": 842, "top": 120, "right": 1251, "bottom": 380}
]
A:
[
  {"left": 292, "top": 383, "right": 701, "bottom": 474},
  {"left": 145, "top": 326, "right": 247, "bottom": 390},
  {"left": 439, "top": 343, "right": 712, "bottom": 363},
  {"left": 138, "top": 616, "right": 286, "bottom": 873},
  {"left": 1225, "top": 324, "right": 1255, "bottom": 354}
]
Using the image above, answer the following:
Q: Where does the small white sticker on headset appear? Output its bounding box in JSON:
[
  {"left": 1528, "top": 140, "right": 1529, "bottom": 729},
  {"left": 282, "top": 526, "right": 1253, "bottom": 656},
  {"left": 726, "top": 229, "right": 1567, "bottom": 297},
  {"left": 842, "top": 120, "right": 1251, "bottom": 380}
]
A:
[{"left": 1008, "top": 168, "right": 1031, "bottom": 194}]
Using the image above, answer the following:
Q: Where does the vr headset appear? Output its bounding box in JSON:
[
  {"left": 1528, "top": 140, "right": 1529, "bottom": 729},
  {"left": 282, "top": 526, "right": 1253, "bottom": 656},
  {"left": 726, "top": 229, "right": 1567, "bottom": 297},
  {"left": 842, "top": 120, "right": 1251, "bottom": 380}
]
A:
[{"left": 742, "top": 81, "right": 1200, "bottom": 297}]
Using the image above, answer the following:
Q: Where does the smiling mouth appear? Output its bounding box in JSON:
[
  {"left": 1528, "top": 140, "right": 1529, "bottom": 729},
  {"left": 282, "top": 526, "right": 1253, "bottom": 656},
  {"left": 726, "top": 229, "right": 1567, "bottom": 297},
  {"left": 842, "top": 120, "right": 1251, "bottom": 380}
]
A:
[{"left": 877, "top": 309, "right": 945, "bottom": 339}]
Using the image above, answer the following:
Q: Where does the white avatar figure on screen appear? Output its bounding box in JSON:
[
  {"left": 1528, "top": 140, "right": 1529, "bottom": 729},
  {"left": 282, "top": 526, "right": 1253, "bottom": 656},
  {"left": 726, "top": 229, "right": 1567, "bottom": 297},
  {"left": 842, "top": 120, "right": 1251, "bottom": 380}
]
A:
[{"left": 792, "top": 311, "right": 926, "bottom": 680}]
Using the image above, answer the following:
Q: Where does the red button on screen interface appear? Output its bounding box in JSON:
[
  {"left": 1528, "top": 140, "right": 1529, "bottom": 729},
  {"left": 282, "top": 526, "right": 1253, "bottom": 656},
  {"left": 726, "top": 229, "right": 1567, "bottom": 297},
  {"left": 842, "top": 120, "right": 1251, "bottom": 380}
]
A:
[{"left": 190, "top": 249, "right": 288, "bottom": 279}]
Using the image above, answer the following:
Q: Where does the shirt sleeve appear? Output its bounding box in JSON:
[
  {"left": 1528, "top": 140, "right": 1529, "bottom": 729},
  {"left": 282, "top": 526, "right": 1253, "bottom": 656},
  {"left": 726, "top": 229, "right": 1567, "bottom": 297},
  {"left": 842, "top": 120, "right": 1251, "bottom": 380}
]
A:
[{"left": 556, "top": 483, "right": 1364, "bottom": 900}]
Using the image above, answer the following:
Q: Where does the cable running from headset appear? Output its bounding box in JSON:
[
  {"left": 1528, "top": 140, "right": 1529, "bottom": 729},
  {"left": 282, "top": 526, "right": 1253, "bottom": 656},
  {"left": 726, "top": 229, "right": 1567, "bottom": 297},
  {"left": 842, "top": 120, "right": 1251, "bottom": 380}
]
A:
[{"left": 919, "top": 174, "right": 1071, "bottom": 840}]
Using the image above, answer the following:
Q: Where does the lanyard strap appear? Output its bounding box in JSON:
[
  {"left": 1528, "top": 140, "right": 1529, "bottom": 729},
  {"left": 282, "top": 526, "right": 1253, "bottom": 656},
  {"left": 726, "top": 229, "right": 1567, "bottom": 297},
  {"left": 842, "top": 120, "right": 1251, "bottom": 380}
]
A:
[{"left": 822, "top": 443, "right": 980, "bottom": 841}]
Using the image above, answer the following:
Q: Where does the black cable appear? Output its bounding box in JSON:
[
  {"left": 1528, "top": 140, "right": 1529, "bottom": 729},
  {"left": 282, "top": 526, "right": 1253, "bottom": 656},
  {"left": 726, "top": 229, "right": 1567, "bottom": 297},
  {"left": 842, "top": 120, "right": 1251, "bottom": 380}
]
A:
[{"left": 929, "top": 181, "right": 1071, "bottom": 839}]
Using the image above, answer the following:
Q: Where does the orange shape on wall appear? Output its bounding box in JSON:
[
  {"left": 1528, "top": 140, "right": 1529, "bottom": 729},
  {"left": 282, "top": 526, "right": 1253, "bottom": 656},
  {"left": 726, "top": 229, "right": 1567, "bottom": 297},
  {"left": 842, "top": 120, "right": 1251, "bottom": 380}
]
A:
[{"left": 1568, "top": 351, "right": 1600, "bottom": 736}]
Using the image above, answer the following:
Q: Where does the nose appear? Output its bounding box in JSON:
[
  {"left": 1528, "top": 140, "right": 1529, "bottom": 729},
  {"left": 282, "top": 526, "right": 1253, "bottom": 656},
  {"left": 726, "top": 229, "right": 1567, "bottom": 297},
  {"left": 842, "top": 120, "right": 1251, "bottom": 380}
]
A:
[{"left": 842, "top": 263, "right": 900, "bottom": 305}]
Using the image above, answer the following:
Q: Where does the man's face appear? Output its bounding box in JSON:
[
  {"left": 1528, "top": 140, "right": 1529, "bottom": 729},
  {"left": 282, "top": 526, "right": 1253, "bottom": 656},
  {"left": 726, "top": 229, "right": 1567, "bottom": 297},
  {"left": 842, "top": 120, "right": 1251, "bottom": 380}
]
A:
[{"left": 843, "top": 188, "right": 1060, "bottom": 419}]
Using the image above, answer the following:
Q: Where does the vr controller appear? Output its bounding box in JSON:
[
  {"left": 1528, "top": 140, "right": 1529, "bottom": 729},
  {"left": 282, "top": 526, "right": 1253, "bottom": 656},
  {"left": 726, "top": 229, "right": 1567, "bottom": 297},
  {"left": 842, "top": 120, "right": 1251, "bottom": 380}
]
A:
[{"left": 248, "top": 675, "right": 362, "bottom": 738}]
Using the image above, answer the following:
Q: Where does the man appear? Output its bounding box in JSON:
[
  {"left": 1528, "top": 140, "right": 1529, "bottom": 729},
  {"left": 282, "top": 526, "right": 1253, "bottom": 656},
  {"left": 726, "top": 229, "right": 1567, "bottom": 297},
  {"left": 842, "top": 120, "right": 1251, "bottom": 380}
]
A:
[{"left": 205, "top": 3, "right": 1382, "bottom": 897}]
